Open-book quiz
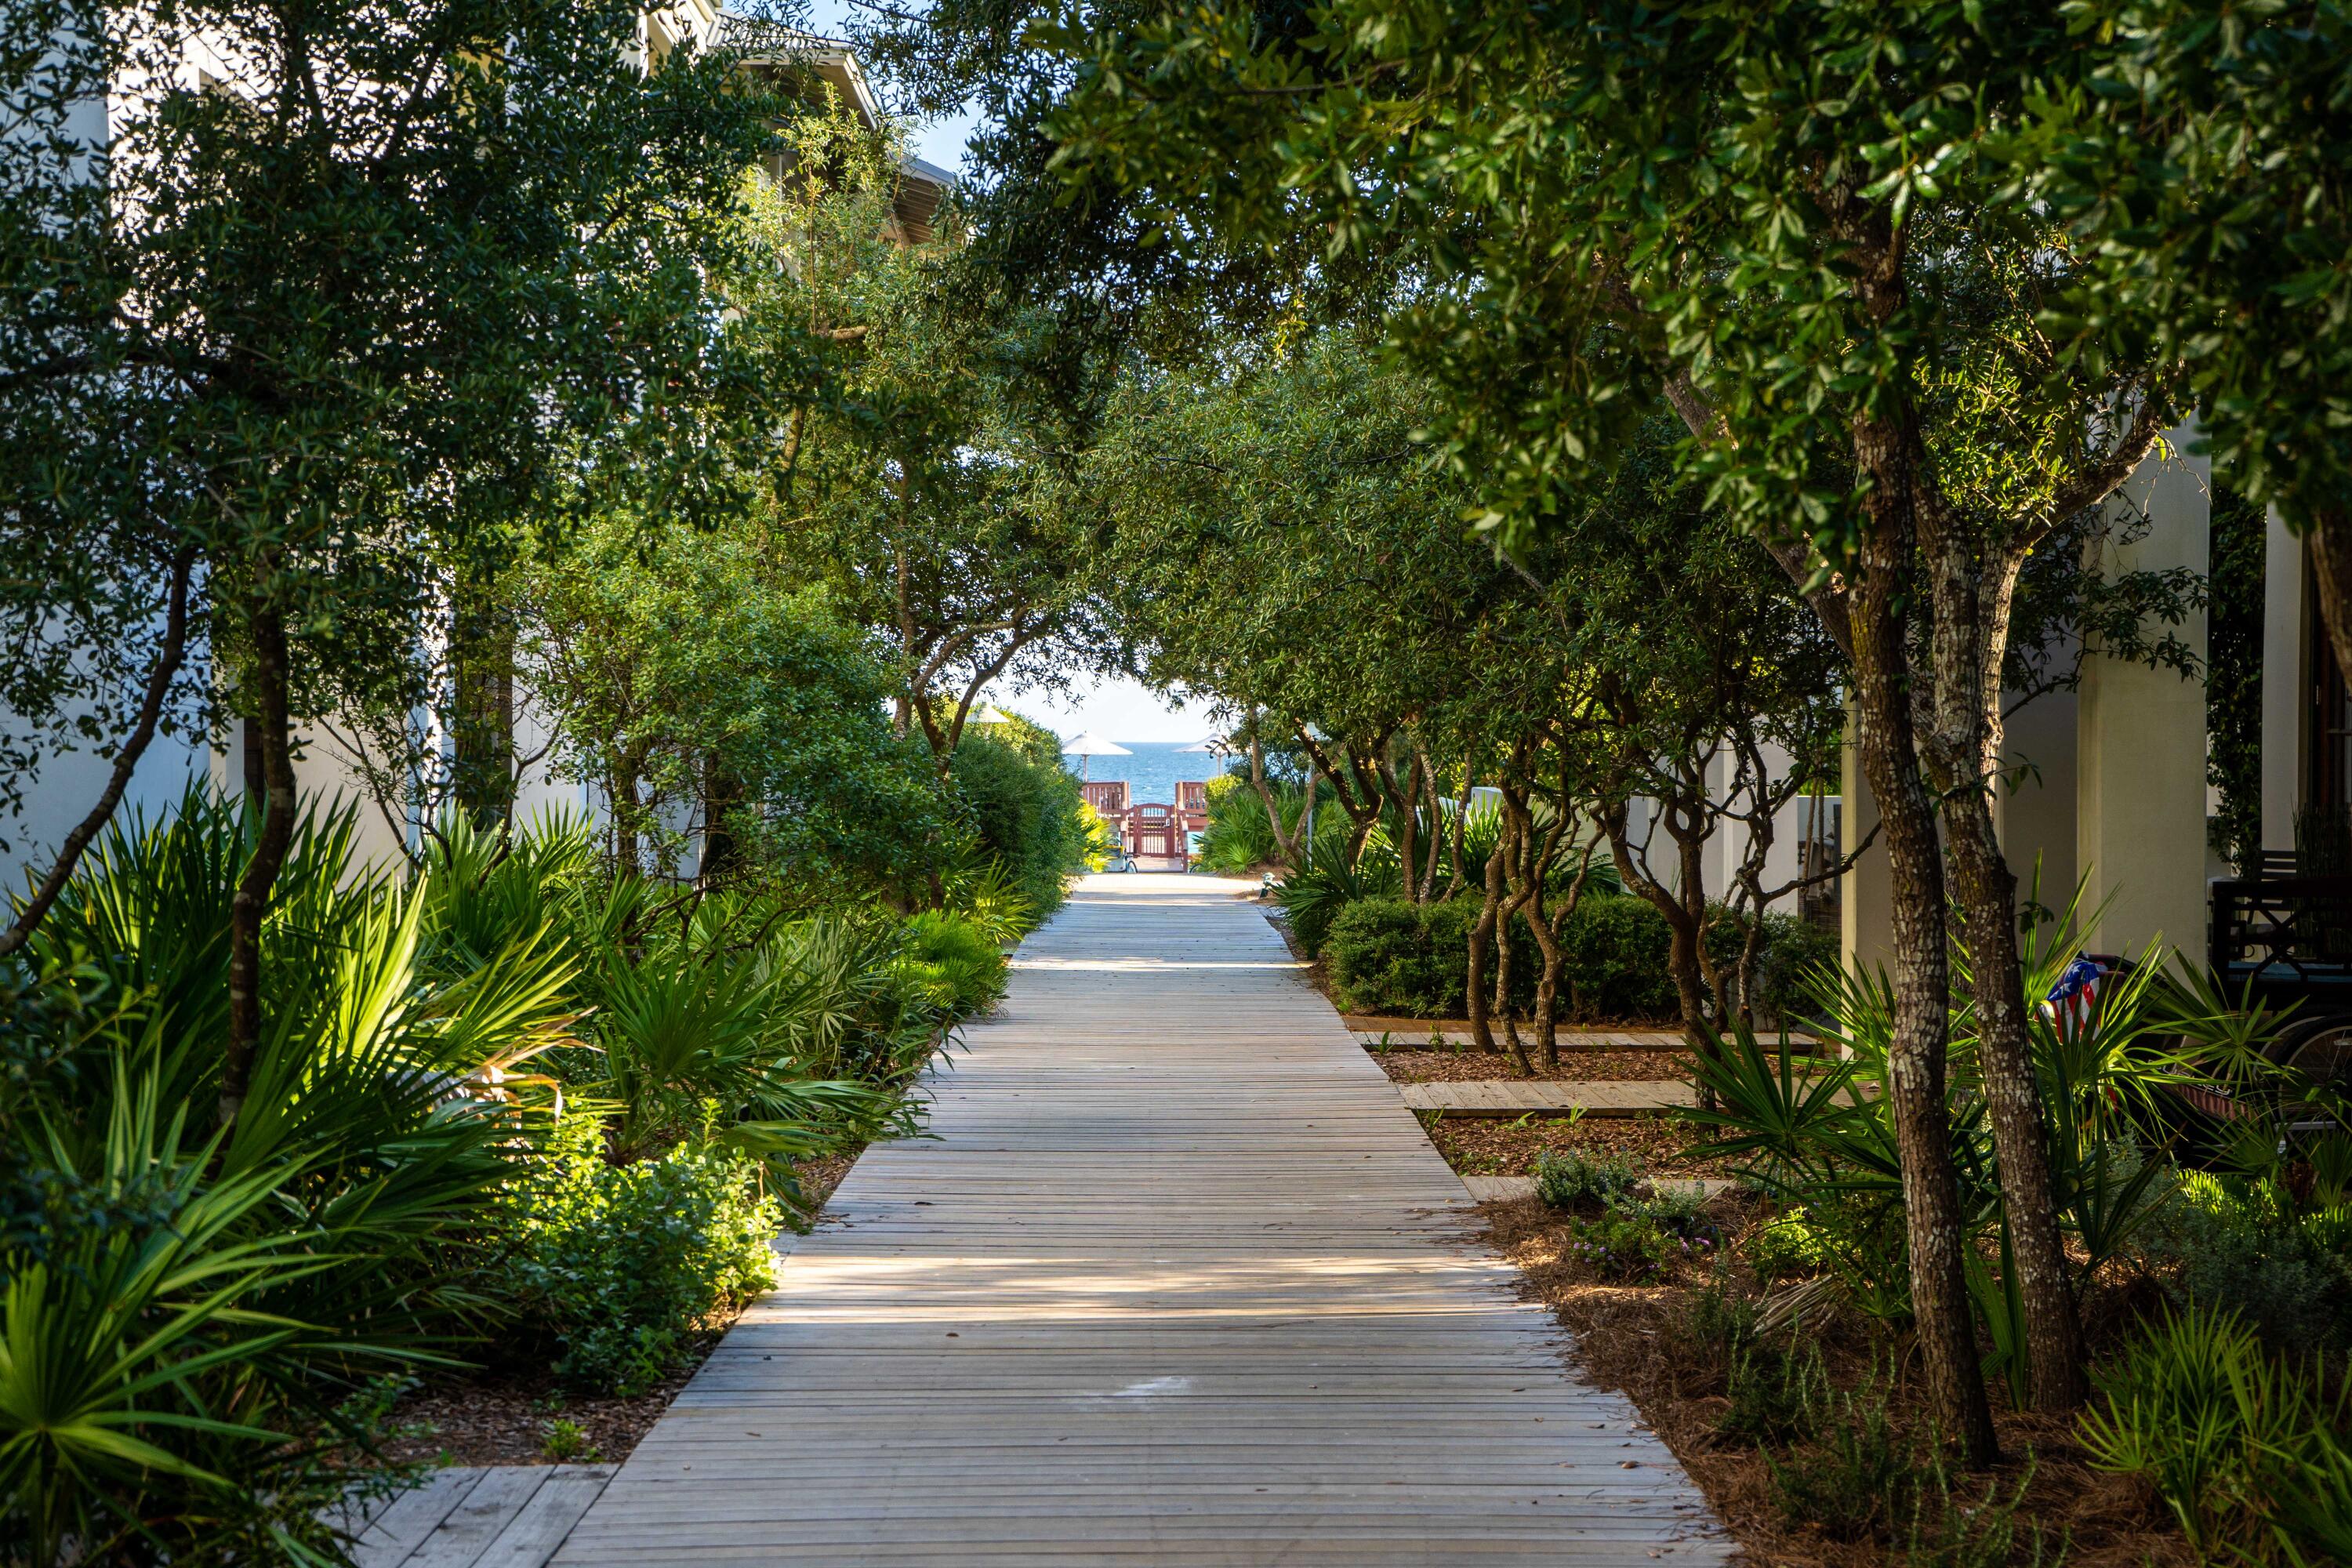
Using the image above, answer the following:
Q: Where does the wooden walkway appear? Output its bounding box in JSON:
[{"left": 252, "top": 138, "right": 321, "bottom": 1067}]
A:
[{"left": 552, "top": 875, "right": 1726, "bottom": 1566}]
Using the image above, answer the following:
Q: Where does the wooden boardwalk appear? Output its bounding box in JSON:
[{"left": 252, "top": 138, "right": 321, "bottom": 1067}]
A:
[{"left": 552, "top": 876, "right": 1726, "bottom": 1566}]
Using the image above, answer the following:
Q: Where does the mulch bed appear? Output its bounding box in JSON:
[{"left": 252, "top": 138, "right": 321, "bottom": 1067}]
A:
[
  {"left": 1423, "top": 1107, "right": 1741, "bottom": 1179},
  {"left": 1476, "top": 1196, "right": 2195, "bottom": 1566},
  {"left": 1370, "top": 1045, "right": 1698, "bottom": 1083},
  {"left": 379, "top": 1149, "right": 862, "bottom": 1469},
  {"left": 376, "top": 1363, "right": 698, "bottom": 1469}
]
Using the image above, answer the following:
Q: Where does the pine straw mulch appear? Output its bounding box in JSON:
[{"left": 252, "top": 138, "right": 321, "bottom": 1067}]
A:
[
  {"left": 1426, "top": 1109, "right": 1744, "bottom": 1180},
  {"left": 379, "top": 1149, "right": 862, "bottom": 1469},
  {"left": 1370, "top": 1045, "right": 1699, "bottom": 1083},
  {"left": 1476, "top": 1195, "right": 2196, "bottom": 1568}
]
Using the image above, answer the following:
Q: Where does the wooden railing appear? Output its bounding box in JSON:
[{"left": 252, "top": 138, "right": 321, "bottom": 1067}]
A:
[{"left": 2208, "top": 875, "right": 2352, "bottom": 1003}]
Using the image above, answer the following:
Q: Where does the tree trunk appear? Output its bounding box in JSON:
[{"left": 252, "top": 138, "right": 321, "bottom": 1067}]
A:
[
  {"left": 1523, "top": 837, "right": 1584, "bottom": 1074},
  {"left": 1442, "top": 771, "right": 1475, "bottom": 900},
  {"left": 2310, "top": 509, "right": 2352, "bottom": 699},
  {"left": 1467, "top": 839, "right": 1508, "bottom": 1055},
  {"left": 700, "top": 753, "right": 745, "bottom": 887},
  {"left": 1922, "top": 536, "right": 2088, "bottom": 1411},
  {"left": 1599, "top": 799, "right": 1714, "bottom": 1074},
  {"left": 222, "top": 599, "right": 296, "bottom": 1134},
  {"left": 612, "top": 757, "right": 642, "bottom": 874},
  {"left": 1491, "top": 806, "right": 1536, "bottom": 1075},
  {"left": 1419, "top": 760, "right": 1447, "bottom": 901},
  {"left": 0, "top": 546, "right": 197, "bottom": 960},
  {"left": 1847, "top": 448, "right": 2000, "bottom": 1464},
  {"left": 1382, "top": 749, "right": 1425, "bottom": 904},
  {"left": 452, "top": 590, "right": 517, "bottom": 828},
  {"left": 1247, "top": 731, "right": 1305, "bottom": 872},
  {"left": 1887, "top": 445, "right": 2089, "bottom": 1414},
  {"left": 1944, "top": 806, "right": 2086, "bottom": 1410}
]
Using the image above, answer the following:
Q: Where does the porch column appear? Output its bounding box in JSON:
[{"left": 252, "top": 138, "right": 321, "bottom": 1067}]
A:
[{"left": 2076, "top": 440, "right": 2211, "bottom": 960}]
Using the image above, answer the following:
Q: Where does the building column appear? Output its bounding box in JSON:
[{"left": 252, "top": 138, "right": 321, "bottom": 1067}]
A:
[
  {"left": 2260, "top": 504, "right": 2305, "bottom": 854},
  {"left": 2076, "top": 441, "right": 2212, "bottom": 960},
  {"left": 1839, "top": 707, "right": 1897, "bottom": 980}
]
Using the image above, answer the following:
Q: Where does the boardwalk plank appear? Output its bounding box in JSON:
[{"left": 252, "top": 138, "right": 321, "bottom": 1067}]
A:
[
  {"left": 351, "top": 1468, "right": 481, "bottom": 1568},
  {"left": 471, "top": 1467, "right": 617, "bottom": 1568},
  {"left": 554, "top": 876, "right": 1726, "bottom": 1566},
  {"left": 405, "top": 1468, "right": 548, "bottom": 1568}
]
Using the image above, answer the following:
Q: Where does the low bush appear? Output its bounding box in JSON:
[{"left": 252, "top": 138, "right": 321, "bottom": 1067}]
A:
[
  {"left": 1557, "top": 895, "right": 1677, "bottom": 1018},
  {"left": 1744, "top": 1205, "right": 1838, "bottom": 1280},
  {"left": 1538, "top": 1152, "right": 1722, "bottom": 1281},
  {"left": 1323, "top": 892, "right": 1681, "bottom": 1018},
  {"left": 2080, "top": 1303, "right": 2352, "bottom": 1563},
  {"left": 1325, "top": 896, "right": 1483, "bottom": 1014},
  {"left": 1194, "top": 771, "right": 1288, "bottom": 873},
  {"left": 1746, "top": 913, "right": 1839, "bottom": 1024},
  {"left": 1723, "top": 1337, "right": 1831, "bottom": 1446},
  {"left": 1276, "top": 840, "right": 1403, "bottom": 956},
  {"left": 0, "top": 795, "right": 554, "bottom": 1563},
  {"left": 1769, "top": 1373, "right": 1891, "bottom": 1542},
  {"left": 902, "top": 908, "right": 1011, "bottom": 1019},
  {"left": 1534, "top": 1145, "right": 1637, "bottom": 1208},
  {"left": 2134, "top": 1167, "right": 2352, "bottom": 1352},
  {"left": 506, "top": 1120, "right": 782, "bottom": 1396}
]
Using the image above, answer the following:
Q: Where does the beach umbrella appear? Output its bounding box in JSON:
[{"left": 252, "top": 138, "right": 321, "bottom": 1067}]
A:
[
  {"left": 969, "top": 703, "right": 1018, "bottom": 727},
  {"left": 1176, "top": 736, "right": 1233, "bottom": 754},
  {"left": 1060, "top": 731, "right": 1132, "bottom": 780}
]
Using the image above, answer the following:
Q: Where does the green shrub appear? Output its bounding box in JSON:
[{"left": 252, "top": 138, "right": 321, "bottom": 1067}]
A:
[
  {"left": 1195, "top": 771, "right": 1287, "bottom": 872},
  {"left": 1556, "top": 895, "right": 1677, "bottom": 1018},
  {"left": 1561, "top": 1207, "right": 1677, "bottom": 1281},
  {"left": 1751, "top": 914, "right": 1839, "bottom": 1024},
  {"left": 902, "top": 908, "right": 1010, "bottom": 1019},
  {"left": 1762, "top": 1378, "right": 1897, "bottom": 1537},
  {"left": 1723, "top": 1338, "right": 1830, "bottom": 1446},
  {"left": 1324, "top": 896, "right": 1465, "bottom": 1013},
  {"left": 951, "top": 723, "right": 1092, "bottom": 921},
  {"left": 1276, "top": 840, "right": 1402, "bottom": 956},
  {"left": 1534, "top": 1145, "right": 1638, "bottom": 1209},
  {"left": 2080, "top": 1303, "right": 2352, "bottom": 1563},
  {"left": 1746, "top": 1205, "right": 1838, "bottom": 1279},
  {"left": 1548, "top": 1168, "right": 1722, "bottom": 1281},
  {"left": 0, "top": 1098, "right": 393, "bottom": 1567},
  {"left": 507, "top": 1120, "right": 782, "bottom": 1396},
  {"left": 2135, "top": 1169, "right": 2352, "bottom": 1350},
  {"left": 1769, "top": 1363, "right": 2060, "bottom": 1561},
  {"left": 1322, "top": 891, "right": 1677, "bottom": 1018},
  {"left": 1683, "top": 1276, "right": 1761, "bottom": 1364}
]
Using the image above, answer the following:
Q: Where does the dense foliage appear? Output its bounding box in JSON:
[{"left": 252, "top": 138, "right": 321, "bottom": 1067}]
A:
[
  {"left": 506, "top": 1121, "right": 782, "bottom": 1396},
  {"left": 0, "top": 788, "right": 1036, "bottom": 1557}
]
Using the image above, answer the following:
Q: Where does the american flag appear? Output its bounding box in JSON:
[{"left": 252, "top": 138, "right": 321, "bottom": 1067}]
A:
[{"left": 2042, "top": 953, "right": 2115, "bottom": 1038}]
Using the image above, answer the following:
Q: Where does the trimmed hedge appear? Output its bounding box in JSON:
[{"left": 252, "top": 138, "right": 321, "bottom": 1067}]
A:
[
  {"left": 1325, "top": 893, "right": 1834, "bottom": 1023},
  {"left": 1324, "top": 892, "right": 1678, "bottom": 1021}
]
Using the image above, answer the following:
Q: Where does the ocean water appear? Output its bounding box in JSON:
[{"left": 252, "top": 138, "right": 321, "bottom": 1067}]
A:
[{"left": 1061, "top": 740, "right": 1236, "bottom": 807}]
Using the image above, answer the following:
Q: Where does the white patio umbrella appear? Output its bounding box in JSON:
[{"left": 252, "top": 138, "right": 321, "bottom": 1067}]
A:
[
  {"left": 968, "top": 703, "right": 1018, "bottom": 728},
  {"left": 1059, "top": 731, "right": 1132, "bottom": 781},
  {"left": 1176, "top": 736, "right": 1234, "bottom": 754}
]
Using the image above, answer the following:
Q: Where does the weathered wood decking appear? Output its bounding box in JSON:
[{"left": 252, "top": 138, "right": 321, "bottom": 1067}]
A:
[{"left": 550, "top": 874, "right": 1726, "bottom": 1566}]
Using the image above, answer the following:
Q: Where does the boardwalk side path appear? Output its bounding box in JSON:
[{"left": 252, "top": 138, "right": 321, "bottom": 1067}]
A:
[{"left": 553, "top": 875, "right": 1727, "bottom": 1566}]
